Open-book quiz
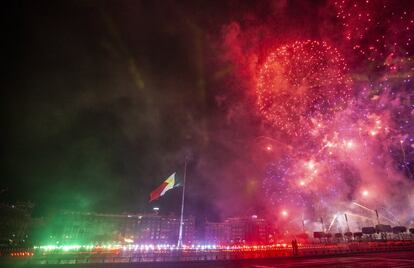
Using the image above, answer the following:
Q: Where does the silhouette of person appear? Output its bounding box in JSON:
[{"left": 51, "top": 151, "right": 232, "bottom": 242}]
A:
[{"left": 292, "top": 239, "right": 298, "bottom": 256}]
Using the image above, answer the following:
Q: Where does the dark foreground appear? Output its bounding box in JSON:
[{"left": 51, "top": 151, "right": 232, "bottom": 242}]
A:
[{"left": 3, "top": 251, "right": 414, "bottom": 268}]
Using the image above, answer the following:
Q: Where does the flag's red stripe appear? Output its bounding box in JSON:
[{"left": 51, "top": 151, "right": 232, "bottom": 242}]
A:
[{"left": 149, "top": 182, "right": 169, "bottom": 202}]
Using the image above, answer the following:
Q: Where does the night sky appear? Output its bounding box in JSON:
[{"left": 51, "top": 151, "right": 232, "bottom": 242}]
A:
[
  {"left": 3, "top": 0, "right": 267, "bottom": 218},
  {"left": 3, "top": 0, "right": 414, "bottom": 228}
]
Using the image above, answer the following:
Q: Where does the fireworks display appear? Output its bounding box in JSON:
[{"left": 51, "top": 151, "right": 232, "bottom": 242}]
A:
[
  {"left": 333, "top": 0, "right": 414, "bottom": 67},
  {"left": 256, "top": 40, "right": 351, "bottom": 137},
  {"left": 6, "top": 0, "right": 414, "bottom": 240},
  {"left": 222, "top": 0, "right": 414, "bottom": 231}
]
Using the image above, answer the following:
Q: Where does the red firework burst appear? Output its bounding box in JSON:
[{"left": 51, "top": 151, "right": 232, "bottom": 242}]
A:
[{"left": 256, "top": 40, "right": 351, "bottom": 137}]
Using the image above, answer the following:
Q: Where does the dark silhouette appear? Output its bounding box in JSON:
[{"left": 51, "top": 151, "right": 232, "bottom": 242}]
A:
[{"left": 292, "top": 239, "right": 299, "bottom": 256}]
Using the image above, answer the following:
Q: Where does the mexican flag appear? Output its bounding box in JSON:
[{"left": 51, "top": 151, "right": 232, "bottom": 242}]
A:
[{"left": 149, "top": 173, "right": 178, "bottom": 202}]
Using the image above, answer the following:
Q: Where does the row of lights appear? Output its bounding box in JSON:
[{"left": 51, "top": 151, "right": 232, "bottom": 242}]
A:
[
  {"left": 34, "top": 243, "right": 292, "bottom": 253},
  {"left": 10, "top": 252, "right": 34, "bottom": 257}
]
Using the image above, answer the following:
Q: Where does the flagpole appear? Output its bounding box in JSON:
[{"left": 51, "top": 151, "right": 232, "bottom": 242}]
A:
[{"left": 177, "top": 158, "right": 187, "bottom": 248}]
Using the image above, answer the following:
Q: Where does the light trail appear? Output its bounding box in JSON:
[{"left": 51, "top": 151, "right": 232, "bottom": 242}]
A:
[
  {"left": 327, "top": 214, "right": 338, "bottom": 232},
  {"left": 381, "top": 207, "right": 401, "bottom": 225},
  {"left": 352, "top": 202, "right": 375, "bottom": 212},
  {"left": 352, "top": 203, "right": 399, "bottom": 225},
  {"left": 345, "top": 212, "right": 373, "bottom": 221}
]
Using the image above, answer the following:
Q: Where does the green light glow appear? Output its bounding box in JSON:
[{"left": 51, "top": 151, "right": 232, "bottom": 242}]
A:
[{"left": 34, "top": 244, "right": 95, "bottom": 251}]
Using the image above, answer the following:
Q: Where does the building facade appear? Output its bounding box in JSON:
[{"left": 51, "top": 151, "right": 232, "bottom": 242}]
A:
[
  {"left": 47, "top": 211, "right": 195, "bottom": 245},
  {"left": 205, "top": 222, "right": 229, "bottom": 244},
  {"left": 135, "top": 214, "right": 195, "bottom": 244},
  {"left": 0, "top": 202, "right": 33, "bottom": 246},
  {"left": 205, "top": 216, "right": 272, "bottom": 245}
]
